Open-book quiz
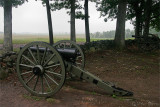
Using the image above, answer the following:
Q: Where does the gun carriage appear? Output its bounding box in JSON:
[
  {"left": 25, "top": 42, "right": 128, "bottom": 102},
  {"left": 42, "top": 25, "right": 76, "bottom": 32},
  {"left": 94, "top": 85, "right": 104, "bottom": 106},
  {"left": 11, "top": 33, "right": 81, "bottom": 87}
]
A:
[{"left": 17, "top": 40, "right": 133, "bottom": 97}]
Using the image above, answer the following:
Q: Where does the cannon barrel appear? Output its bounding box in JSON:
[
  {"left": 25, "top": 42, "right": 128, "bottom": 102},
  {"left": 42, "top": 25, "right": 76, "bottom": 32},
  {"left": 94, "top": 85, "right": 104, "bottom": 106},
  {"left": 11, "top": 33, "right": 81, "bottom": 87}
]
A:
[{"left": 20, "top": 46, "right": 78, "bottom": 62}]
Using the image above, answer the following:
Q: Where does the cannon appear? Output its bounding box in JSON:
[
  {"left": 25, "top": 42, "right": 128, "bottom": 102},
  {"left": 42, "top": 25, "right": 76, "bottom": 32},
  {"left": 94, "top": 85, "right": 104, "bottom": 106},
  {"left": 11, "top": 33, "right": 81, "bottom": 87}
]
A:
[{"left": 17, "top": 40, "right": 133, "bottom": 97}]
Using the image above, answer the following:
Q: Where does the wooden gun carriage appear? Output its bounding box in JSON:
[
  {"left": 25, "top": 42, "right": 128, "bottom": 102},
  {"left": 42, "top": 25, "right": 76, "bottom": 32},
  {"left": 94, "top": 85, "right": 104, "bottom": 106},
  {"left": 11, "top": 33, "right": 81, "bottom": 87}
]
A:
[
  {"left": 14, "top": 0, "right": 133, "bottom": 97},
  {"left": 17, "top": 40, "right": 133, "bottom": 97}
]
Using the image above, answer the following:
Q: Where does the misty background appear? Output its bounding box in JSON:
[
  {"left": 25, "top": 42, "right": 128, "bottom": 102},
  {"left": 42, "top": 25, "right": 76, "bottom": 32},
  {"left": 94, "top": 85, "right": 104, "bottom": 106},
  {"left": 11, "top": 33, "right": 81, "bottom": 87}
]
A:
[{"left": 0, "top": 0, "right": 134, "bottom": 35}]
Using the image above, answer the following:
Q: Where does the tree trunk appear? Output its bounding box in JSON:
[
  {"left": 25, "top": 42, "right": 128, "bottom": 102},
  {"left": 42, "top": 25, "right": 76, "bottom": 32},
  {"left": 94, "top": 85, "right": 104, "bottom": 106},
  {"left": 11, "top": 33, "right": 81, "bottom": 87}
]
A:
[
  {"left": 134, "top": 1, "right": 144, "bottom": 38},
  {"left": 3, "top": 0, "right": 13, "bottom": 51},
  {"left": 143, "top": 0, "right": 152, "bottom": 37},
  {"left": 45, "top": 0, "right": 54, "bottom": 45},
  {"left": 135, "top": 2, "right": 141, "bottom": 38},
  {"left": 70, "top": 0, "right": 76, "bottom": 42},
  {"left": 114, "top": 0, "right": 127, "bottom": 50},
  {"left": 84, "top": 0, "right": 90, "bottom": 43},
  {"left": 135, "top": 14, "right": 140, "bottom": 37},
  {"left": 135, "top": 10, "right": 143, "bottom": 37}
]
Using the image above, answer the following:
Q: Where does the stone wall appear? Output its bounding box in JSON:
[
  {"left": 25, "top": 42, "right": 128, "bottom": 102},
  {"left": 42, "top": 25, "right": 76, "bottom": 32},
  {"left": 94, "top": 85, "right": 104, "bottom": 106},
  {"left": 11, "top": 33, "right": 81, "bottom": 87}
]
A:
[{"left": 0, "top": 51, "right": 17, "bottom": 80}]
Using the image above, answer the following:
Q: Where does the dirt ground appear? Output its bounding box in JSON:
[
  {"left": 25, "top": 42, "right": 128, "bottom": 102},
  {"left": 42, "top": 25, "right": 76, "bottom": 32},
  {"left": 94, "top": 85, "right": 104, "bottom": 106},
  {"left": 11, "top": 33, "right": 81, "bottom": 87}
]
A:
[{"left": 0, "top": 48, "right": 159, "bottom": 107}]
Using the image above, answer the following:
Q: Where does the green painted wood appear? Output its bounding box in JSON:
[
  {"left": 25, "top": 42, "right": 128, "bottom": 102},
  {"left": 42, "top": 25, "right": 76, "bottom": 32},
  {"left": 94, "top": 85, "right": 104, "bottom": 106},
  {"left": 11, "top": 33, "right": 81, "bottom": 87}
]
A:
[{"left": 17, "top": 41, "right": 65, "bottom": 97}]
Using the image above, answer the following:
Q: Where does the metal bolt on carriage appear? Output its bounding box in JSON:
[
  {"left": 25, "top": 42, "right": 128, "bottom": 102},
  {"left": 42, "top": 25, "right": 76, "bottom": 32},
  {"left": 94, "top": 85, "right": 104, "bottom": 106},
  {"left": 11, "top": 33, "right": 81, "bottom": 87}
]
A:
[{"left": 17, "top": 40, "right": 133, "bottom": 97}]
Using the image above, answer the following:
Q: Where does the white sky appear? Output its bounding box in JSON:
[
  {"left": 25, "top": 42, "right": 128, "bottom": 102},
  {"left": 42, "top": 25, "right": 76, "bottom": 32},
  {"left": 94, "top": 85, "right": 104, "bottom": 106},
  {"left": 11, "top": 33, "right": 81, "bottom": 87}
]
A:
[{"left": 0, "top": 0, "right": 134, "bottom": 34}]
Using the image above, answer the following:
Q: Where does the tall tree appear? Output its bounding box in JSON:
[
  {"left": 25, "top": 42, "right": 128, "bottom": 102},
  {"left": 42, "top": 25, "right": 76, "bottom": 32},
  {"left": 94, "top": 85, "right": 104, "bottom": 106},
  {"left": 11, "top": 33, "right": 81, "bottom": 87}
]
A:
[
  {"left": 50, "top": 0, "right": 83, "bottom": 42},
  {"left": 143, "top": 0, "right": 152, "bottom": 37},
  {"left": 70, "top": 0, "right": 76, "bottom": 42},
  {"left": 114, "top": 0, "right": 127, "bottom": 50},
  {"left": 3, "top": 0, "right": 12, "bottom": 51},
  {"left": 128, "top": 0, "right": 144, "bottom": 37},
  {"left": 0, "top": 0, "right": 27, "bottom": 51},
  {"left": 44, "top": 0, "right": 54, "bottom": 44},
  {"left": 134, "top": 0, "right": 143, "bottom": 37},
  {"left": 84, "top": 0, "right": 90, "bottom": 43}
]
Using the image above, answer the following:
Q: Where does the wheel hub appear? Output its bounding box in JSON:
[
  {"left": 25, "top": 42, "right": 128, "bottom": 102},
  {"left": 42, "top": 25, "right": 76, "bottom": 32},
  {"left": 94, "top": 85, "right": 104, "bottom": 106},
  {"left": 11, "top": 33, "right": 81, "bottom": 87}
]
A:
[{"left": 33, "top": 65, "right": 44, "bottom": 75}]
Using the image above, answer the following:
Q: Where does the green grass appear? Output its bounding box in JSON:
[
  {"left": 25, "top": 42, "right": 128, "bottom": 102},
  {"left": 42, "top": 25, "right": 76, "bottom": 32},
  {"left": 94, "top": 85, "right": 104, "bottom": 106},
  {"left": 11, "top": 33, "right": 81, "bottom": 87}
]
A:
[
  {"left": 46, "top": 98, "right": 56, "bottom": 103},
  {"left": 0, "top": 37, "right": 105, "bottom": 44},
  {"left": 0, "top": 34, "right": 134, "bottom": 44},
  {"left": 23, "top": 94, "right": 44, "bottom": 101}
]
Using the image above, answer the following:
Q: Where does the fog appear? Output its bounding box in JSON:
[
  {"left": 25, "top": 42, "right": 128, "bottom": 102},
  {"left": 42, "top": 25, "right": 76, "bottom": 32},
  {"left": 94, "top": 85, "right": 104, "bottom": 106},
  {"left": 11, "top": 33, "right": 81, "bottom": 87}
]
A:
[{"left": 0, "top": 0, "right": 134, "bottom": 34}]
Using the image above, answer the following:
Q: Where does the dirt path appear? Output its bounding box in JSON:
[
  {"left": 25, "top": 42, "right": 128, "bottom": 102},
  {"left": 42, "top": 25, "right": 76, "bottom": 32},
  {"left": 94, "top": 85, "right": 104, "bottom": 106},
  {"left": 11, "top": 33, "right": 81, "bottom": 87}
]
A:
[{"left": 0, "top": 50, "right": 159, "bottom": 107}]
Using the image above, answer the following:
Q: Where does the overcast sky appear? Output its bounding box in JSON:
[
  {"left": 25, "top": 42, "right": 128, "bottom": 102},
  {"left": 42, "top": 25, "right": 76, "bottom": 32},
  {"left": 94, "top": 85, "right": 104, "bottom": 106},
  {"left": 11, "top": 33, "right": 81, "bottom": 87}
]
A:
[{"left": 0, "top": 0, "right": 134, "bottom": 34}]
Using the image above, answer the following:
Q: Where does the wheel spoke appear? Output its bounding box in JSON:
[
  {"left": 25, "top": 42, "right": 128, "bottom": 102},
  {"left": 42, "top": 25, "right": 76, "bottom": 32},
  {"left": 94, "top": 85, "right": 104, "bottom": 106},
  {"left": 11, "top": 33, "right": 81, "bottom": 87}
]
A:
[
  {"left": 41, "top": 47, "right": 47, "bottom": 65},
  {"left": 43, "top": 54, "right": 55, "bottom": 67},
  {"left": 25, "top": 74, "right": 35, "bottom": 84},
  {"left": 33, "top": 76, "right": 39, "bottom": 91},
  {"left": 45, "top": 73, "right": 59, "bottom": 86},
  {"left": 75, "top": 62, "right": 81, "bottom": 65},
  {"left": 45, "top": 70, "right": 62, "bottom": 78},
  {"left": 52, "top": 66, "right": 59, "bottom": 72},
  {"left": 20, "top": 64, "right": 34, "bottom": 68},
  {"left": 69, "top": 44, "right": 73, "bottom": 48},
  {"left": 44, "top": 75, "right": 52, "bottom": 91},
  {"left": 22, "top": 55, "right": 35, "bottom": 65},
  {"left": 28, "top": 48, "right": 38, "bottom": 64},
  {"left": 64, "top": 42, "right": 66, "bottom": 49},
  {"left": 76, "top": 56, "right": 82, "bottom": 59},
  {"left": 36, "top": 45, "right": 40, "bottom": 64},
  {"left": 44, "top": 64, "right": 60, "bottom": 69},
  {"left": 41, "top": 76, "right": 44, "bottom": 93},
  {"left": 76, "top": 57, "right": 82, "bottom": 61},
  {"left": 57, "top": 45, "right": 60, "bottom": 49},
  {"left": 21, "top": 71, "right": 32, "bottom": 75},
  {"left": 76, "top": 59, "right": 82, "bottom": 62}
]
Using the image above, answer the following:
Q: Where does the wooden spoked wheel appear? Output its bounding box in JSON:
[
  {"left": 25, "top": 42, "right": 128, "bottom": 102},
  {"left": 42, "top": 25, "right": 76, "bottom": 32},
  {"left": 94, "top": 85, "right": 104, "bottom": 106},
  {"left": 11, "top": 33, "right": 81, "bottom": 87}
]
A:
[
  {"left": 16, "top": 42, "right": 65, "bottom": 97},
  {"left": 53, "top": 40, "right": 85, "bottom": 69}
]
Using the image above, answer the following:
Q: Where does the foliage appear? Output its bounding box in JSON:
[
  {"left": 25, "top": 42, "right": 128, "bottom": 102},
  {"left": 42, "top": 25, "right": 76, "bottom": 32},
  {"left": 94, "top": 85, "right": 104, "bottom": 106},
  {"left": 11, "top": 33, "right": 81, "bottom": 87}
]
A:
[
  {"left": 96, "top": 0, "right": 119, "bottom": 22},
  {"left": 96, "top": 0, "right": 160, "bottom": 31},
  {"left": 0, "top": 0, "right": 28, "bottom": 7},
  {"left": 49, "top": 0, "right": 85, "bottom": 19},
  {"left": 150, "top": 1, "right": 160, "bottom": 31}
]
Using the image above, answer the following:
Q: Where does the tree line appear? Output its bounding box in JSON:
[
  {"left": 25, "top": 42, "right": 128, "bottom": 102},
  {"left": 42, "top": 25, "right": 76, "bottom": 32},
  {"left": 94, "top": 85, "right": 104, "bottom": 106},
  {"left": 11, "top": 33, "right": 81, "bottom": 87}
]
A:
[
  {"left": 91, "top": 29, "right": 135, "bottom": 39},
  {"left": 0, "top": 0, "right": 159, "bottom": 51},
  {"left": 91, "top": 29, "right": 160, "bottom": 39}
]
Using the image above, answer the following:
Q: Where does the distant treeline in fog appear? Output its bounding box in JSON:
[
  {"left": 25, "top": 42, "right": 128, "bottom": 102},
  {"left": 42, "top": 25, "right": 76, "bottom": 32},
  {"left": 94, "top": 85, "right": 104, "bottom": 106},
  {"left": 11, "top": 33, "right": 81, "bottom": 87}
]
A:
[
  {"left": 1, "top": 29, "right": 159, "bottom": 39},
  {"left": 90, "top": 29, "right": 160, "bottom": 39}
]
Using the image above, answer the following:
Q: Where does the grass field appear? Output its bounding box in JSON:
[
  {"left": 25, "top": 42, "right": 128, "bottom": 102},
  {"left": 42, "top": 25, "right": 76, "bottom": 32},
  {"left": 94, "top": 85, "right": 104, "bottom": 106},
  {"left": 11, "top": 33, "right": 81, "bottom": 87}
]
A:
[{"left": 0, "top": 34, "right": 106, "bottom": 44}]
